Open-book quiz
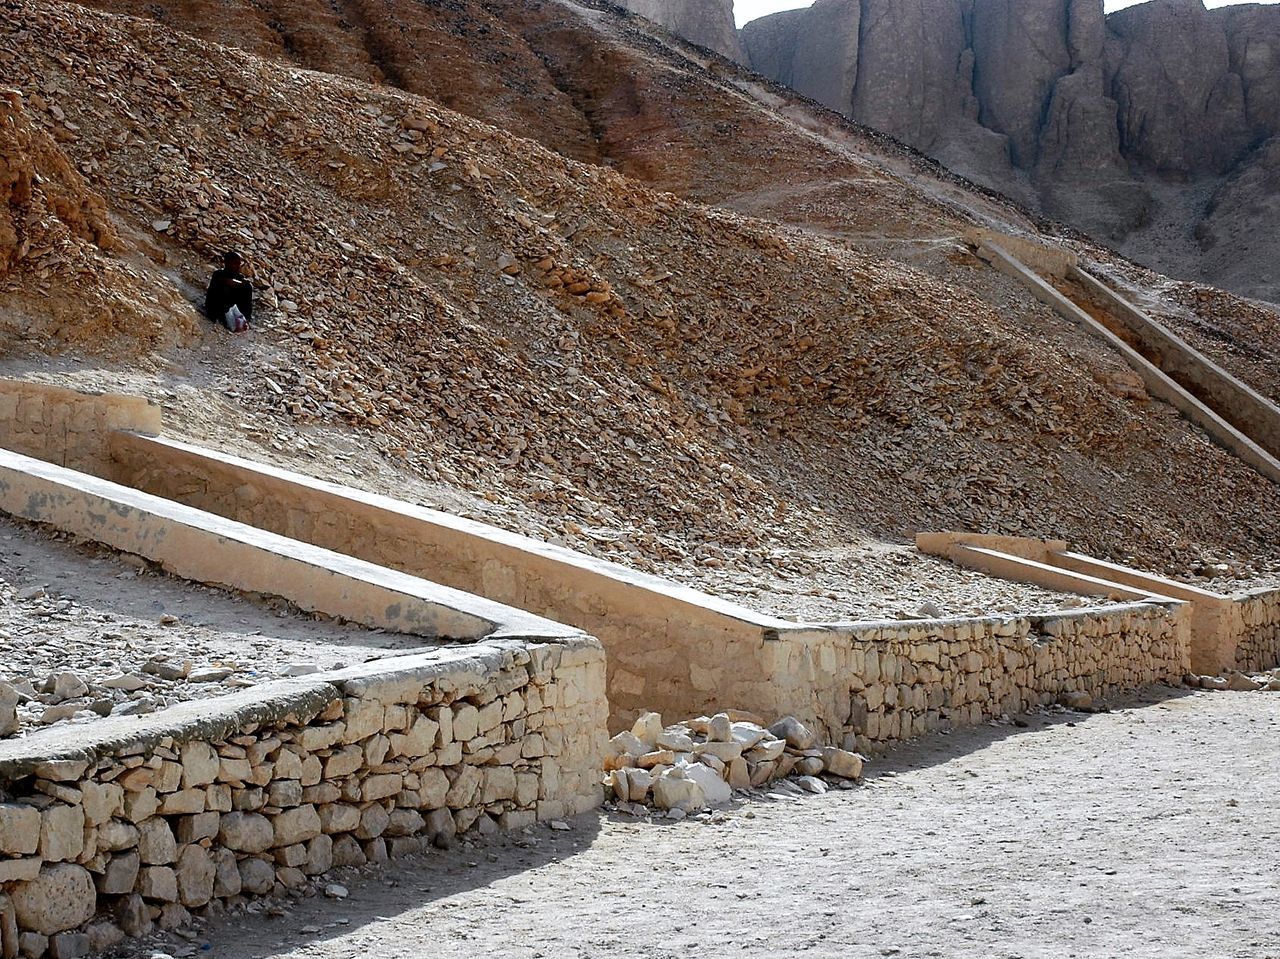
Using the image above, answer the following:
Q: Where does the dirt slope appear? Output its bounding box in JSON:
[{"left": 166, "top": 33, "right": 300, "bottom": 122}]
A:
[{"left": 2, "top": 0, "right": 1279, "bottom": 606}]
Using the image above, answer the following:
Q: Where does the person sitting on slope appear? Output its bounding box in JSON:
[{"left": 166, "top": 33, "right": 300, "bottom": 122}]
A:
[{"left": 205, "top": 250, "right": 253, "bottom": 333}]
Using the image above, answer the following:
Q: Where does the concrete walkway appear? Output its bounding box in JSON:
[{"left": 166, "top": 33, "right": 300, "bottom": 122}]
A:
[{"left": 180, "top": 690, "right": 1280, "bottom": 959}]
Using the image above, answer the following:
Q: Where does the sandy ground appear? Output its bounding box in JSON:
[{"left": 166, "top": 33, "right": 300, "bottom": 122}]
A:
[{"left": 140, "top": 689, "right": 1280, "bottom": 959}]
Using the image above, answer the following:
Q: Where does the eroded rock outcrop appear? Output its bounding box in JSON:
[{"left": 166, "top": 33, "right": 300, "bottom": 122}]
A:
[
  {"left": 615, "top": 0, "right": 744, "bottom": 62},
  {"left": 1106, "top": 0, "right": 1249, "bottom": 174},
  {"left": 739, "top": 0, "right": 858, "bottom": 111},
  {"left": 740, "top": 0, "right": 1280, "bottom": 303},
  {"left": 0, "top": 88, "right": 118, "bottom": 273}
]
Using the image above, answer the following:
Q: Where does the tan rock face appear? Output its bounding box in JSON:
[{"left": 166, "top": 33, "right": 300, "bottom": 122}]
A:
[
  {"left": 10, "top": 864, "right": 97, "bottom": 936},
  {"left": 741, "top": 0, "right": 860, "bottom": 114}
]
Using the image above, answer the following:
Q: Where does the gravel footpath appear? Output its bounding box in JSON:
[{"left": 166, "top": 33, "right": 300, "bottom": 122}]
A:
[{"left": 139, "top": 688, "right": 1280, "bottom": 959}]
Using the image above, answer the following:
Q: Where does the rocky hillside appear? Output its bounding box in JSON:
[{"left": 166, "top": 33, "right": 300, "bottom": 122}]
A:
[
  {"left": 736, "top": 0, "right": 1280, "bottom": 305},
  {"left": 3, "top": 0, "right": 1280, "bottom": 607}
]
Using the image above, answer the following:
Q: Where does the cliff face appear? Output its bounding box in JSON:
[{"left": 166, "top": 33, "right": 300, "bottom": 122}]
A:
[
  {"left": 615, "top": 0, "right": 745, "bottom": 61},
  {"left": 740, "top": 0, "right": 1280, "bottom": 304}
]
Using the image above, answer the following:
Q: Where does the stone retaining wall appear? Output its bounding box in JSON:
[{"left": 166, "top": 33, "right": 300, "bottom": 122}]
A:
[
  {"left": 0, "top": 381, "right": 159, "bottom": 476},
  {"left": 1234, "top": 589, "right": 1280, "bottom": 672},
  {"left": 0, "top": 638, "right": 607, "bottom": 958},
  {"left": 108, "top": 432, "right": 806, "bottom": 731},
  {"left": 760, "top": 601, "right": 1190, "bottom": 752}
]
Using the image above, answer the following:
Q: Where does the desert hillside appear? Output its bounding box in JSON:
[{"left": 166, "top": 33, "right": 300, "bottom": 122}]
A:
[{"left": 2, "top": 0, "right": 1279, "bottom": 617}]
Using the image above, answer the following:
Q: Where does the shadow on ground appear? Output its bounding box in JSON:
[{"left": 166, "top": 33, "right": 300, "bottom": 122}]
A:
[{"left": 161, "top": 683, "right": 1204, "bottom": 959}]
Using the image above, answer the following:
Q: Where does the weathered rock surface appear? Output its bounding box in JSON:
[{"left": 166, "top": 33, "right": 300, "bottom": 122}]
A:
[
  {"left": 741, "top": 0, "right": 1280, "bottom": 303},
  {"left": 615, "top": 0, "right": 744, "bottom": 62}
]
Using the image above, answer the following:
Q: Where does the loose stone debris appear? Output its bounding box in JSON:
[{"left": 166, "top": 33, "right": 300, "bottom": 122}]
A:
[
  {"left": 603, "top": 711, "right": 864, "bottom": 816},
  {"left": 0, "top": 518, "right": 429, "bottom": 741},
  {"left": 1186, "top": 670, "right": 1280, "bottom": 692}
]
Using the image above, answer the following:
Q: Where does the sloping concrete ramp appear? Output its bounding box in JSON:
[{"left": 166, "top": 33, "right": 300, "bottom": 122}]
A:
[
  {"left": 0, "top": 446, "right": 581, "bottom": 643},
  {"left": 917, "top": 531, "right": 1263, "bottom": 674},
  {"left": 972, "top": 236, "right": 1280, "bottom": 485}
]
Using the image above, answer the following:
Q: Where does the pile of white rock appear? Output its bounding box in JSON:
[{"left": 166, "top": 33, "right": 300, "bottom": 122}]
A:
[
  {"left": 603, "top": 710, "right": 864, "bottom": 816},
  {"left": 1186, "top": 670, "right": 1280, "bottom": 691}
]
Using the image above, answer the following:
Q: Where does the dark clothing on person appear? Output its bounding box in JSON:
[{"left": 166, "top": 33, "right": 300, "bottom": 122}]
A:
[{"left": 205, "top": 268, "right": 253, "bottom": 326}]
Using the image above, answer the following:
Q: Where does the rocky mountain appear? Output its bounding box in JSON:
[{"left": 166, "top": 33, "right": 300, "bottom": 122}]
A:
[
  {"left": 4, "top": 0, "right": 1280, "bottom": 596},
  {"left": 739, "top": 0, "right": 1280, "bottom": 305},
  {"left": 615, "top": 0, "right": 744, "bottom": 60}
]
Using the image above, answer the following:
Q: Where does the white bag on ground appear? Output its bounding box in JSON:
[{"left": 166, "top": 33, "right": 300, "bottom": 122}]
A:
[{"left": 223, "top": 304, "right": 248, "bottom": 332}]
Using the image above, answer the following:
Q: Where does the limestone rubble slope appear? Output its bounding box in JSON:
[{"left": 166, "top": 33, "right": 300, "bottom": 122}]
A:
[{"left": 1, "top": 0, "right": 1279, "bottom": 617}]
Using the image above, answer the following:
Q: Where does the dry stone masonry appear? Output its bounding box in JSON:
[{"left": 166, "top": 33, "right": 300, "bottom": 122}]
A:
[
  {"left": 0, "top": 638, "right": 607, "bottom": 958},
  {"left": 1233, "top": 589, "right": 1280, "bottom": 674},
  {"left": 769, "top": 602, "right": 1191, "bottom": 753}
]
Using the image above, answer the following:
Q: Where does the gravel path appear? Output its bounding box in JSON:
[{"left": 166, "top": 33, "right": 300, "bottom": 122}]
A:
[{"left": 154, "top": 689, "right": 1280, "bottom": 959}]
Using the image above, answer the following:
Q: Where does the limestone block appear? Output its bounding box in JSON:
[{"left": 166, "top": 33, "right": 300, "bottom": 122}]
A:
[
  {"left": 218, "top": 758, "right": 253, "bottom": 784},
  {"left": 95, "top": 851, "right": 140, "bottom": 895},
  {"left": 267, "top": 780, "right": 304, "bottom": 808},
  {"left": 293, "top": 835, "right": 329, "bottom": 876},
  {"left": 158, "top": 789, "right": 205, "bottom": 816},
  {"left": 210, "top": 849, "right": 240, "bottom": 898},
  {"left": 138, "top": 865, "right": 177, "bottom": 902},
  {"left": 361, "top": 774, "right": 402, "bottom": 803},
  {"left": 445, "top": 767, "right": 481, "bottom": 809},
  {"left": 152, "top": 762, "right": 181, "bottom": 794},
  {"left": 93, "top": 818, "right": 136, "bottom": 852},
  {"left": 354, "top": 804, "right": 390, "bottom": 841},
  {"left": 36, "top": 806, "right": 84, "bottom": 864},
  {"left": 0, "top": 805, "right": 40, "bottom": 856},
  {"left": 113, "top": 894, "right": 150, "bottom": 938},
  {"left": 121, "top": 788, "right": 158, "bottom": 824},
  {"left": 331, "top": 835, "right": 366, "bottom": 868},
  {"left": 47, "top": 932, "right": 89, "bottom": 959},
  {"left": 363, "top": 735, "right": 391, "bottom": 767},
  {"left": 274, "top": 843, "right": 307, "bottom": 868},
  {"left": 175, "top": 846, "right": 215, "bottom": 907},
  {"left": 136, "top": 818, "right": 176, "bottom": 865},
  {"left": 78, "top": 784, "right": 122, "bottom": 828},
  {"left": 475, "top": 701, "right": 503, "bottom": 736},
  {"left": 821, "top": 747, "right": 864, "bottom": 779},
  {"left": 323, "top": 746, "right": 363, "bottom": 779},
  {"left": 318, "top": 803, "right": 360, "bottom": 834},
  {"left": 0, "top": 893, "right": 17, "bottom": 959},
  {"left": 386, "top": 810, "right": 424, "bottom": 838},
  {"left": 452, "top": 705, "right": 480, "bottom": 743},
  {"left": 272, "top": 805, "right": 322, "bottom": 846},
  {"left": 0, "top": 860, "right": 40, "bottom": 884},
  {"left": 179, "top": 742, "right": 220, "bottom": 789},
  {"left": 298, "top": 723, "right": 345, "bottom": 752},
  {"left": 236, "top": 857, "right": 274, "bottom": 895},
  {"left": 480, "top": 768, "right": 517, "bottom": 804},
  {"left": 651, "top": 770, "right": 705, "bottom": 812},
  {"left": 11, "top": 864, "right": 96, "bottom": 935},
  {"left": 418, "top": 768, "right": 449, "bottom": 808},
  {"left": 272, "top": 749, "right": 304, "bottom": 781},
  {"left": 218, "top": 813, "right": 273, "bottom": 853},
  {"left": 342, "top": 701, "right": 385, "bottom": 744}
]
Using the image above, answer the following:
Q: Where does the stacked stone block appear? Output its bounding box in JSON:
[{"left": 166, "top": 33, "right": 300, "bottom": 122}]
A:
[
  {"left": 1234, "top": 588, "right": 1280, "bottom": 672},
  {"left": 0, "top": 638, "right": 606, "bottom": 958},
  {"left": 0, "top": 381, "right": 159, "bottom": 477},
  {"left": 840, "top": 603, "right": 1188, "bottom": 752}
]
